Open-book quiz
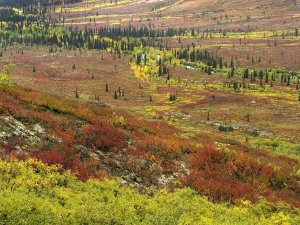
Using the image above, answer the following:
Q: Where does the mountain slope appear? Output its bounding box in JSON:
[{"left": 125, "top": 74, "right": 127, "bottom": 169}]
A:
[{"left": 45, "top": 0, "right": 300, "bottom": 31}]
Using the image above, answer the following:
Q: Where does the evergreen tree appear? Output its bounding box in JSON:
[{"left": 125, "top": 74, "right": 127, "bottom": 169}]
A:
[
  {"left": 75, "top": 88, "right": 79, "bottom": 99},
  {"left": 243, "top": 68, "right": 249, "bottom": 79},
  {"left": 231, "top": 67, "right": 235, "bottom": 77},
  {"left": 207, "top": 111, "right": 210, "bottom": 121}
]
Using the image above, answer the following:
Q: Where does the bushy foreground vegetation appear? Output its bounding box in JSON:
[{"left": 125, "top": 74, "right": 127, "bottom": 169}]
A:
[
  {"left": 0, "top": 158, "right": 299, "bottom": 225},
  {"left": 0, "top": 83, "right": 299, "bottom": 207}
]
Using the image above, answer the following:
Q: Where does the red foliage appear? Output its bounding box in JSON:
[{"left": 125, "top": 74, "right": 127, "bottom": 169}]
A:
[
  {"left": 53, "top": 128, "right": 75, "bottom": 146},
  {"left": 185, "top": 170, "right": 255, "bottom": 202},
  {"left": 2, "top": 85, "right": 299, "bottom": 207},
  {"left": 38, "top": 150, "right": 63, "bottom": 166},
  {"left": 71, "top": 158, "right": 89, "bottom": 181},
  {"left": 126, "top": 147, "right": 145, "bottom": 157},
  {"left": 183, "top": 146, "right": 300, "bottom": 205},
  {"left": 188, "top": 146, "right": 228, "bottom": 171},
  {"left": 82, "top": 122, "right": 126, "bottom": 152}
]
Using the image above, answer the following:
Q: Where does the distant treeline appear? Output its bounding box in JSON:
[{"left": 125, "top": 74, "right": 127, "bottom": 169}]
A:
[
  {"left": 0, "top": 0, "right": 81, "bottom": 7},
  {"left": 0, "top": 8, "right": 25, "bottom": 22},
  {"left": 88, "top": 26, "right": 193, "bottom": 38},
  {"left": 0, "top": 0, "right": 40, "bottom": 6}
]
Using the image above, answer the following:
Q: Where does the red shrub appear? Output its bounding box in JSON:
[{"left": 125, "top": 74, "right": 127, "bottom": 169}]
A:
[
  {"left": 82, "top": 122, "right": 126, "bottom": 152},
  {"left": 38, "top": 150, "right": 63, "bottom": 165},
  {"left": 183, "top": 145, "right": 300, "bottom": 205},
  {"left": 71, "top": 159, "right": 89, "bottom": 181},
  {"left": 54, "top": 128, "right": 75, "bottom": 146},
  {"left": 185, "top": 146, "right": 269, "bottom": 203},
  {"left": 188, "top": 146, "right": 227, "bottom": 171}
]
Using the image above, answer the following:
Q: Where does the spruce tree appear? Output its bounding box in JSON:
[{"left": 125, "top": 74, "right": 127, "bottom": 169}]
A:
[
  {"left": 75, "top": 88, "right": 79, "bottom": 99},
  {"left": 207, "top": 112, "right": 210, "bottom": 121}
]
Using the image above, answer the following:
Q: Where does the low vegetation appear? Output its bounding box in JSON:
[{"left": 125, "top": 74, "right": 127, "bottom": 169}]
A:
[
  {"left": 0, "top": 158, "right": 299, "bottom": 224},
  {"left": 0, "top": 0, "right": 299, "bottom": 223}
]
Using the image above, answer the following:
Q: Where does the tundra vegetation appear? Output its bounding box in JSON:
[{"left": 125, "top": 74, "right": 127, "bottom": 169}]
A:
[{"left": 0, "top": 0, "right": 299, "bottom": 224}]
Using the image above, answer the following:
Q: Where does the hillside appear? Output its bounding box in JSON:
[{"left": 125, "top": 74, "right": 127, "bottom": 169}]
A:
[
  {"left": 0, "top": 0, "right": 299, "bottom": 224},
  {"left": 44, "top": 0, "right": 300, "bottom": 31},
  {"left": 1, "top": 0, "right": 299, "bottom": 31}
]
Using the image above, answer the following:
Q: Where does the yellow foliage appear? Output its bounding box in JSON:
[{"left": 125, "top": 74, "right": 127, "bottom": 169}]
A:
[
  {"left": 110, "top": 112, "right": 126, "bottom": 128},
  {"left": 0, "top": 63, "right": 14, "bottom": 86},
  {"left": 0, "top": 159, "right": 299, "bottom": 224}
]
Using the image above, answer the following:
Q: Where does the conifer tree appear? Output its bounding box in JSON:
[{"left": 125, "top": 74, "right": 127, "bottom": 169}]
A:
[{"left": 75, "top": 88, "right": 79, "bottom": 99}]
